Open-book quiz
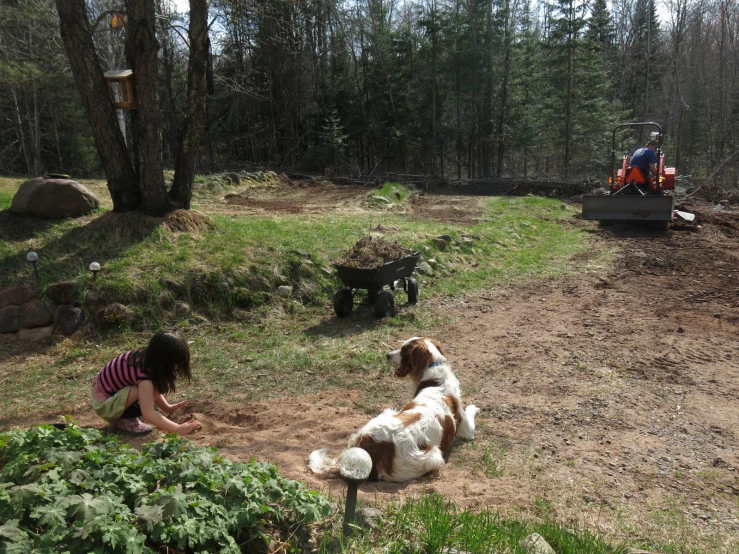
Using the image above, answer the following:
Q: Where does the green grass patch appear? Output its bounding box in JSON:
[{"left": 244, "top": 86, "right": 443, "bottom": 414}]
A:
[
  {"left": 374, "top": 181, "right": 412, "bottom": 202},
  {"left": 0, "top": 196, "right": 587, "bottom": 318},
  {"left": 0, "top": 189, "right": 13, "bottom": 210},
  {"left": 320, "top": 492, "right": 627, "bottom": 554},
  {"left": 0, "top": 195, "right": 591, "bottom": 421}
]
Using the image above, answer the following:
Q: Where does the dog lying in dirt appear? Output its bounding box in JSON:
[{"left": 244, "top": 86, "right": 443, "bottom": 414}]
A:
[{"left": 308, "top": 337, "right": 479, "bottom": 482}]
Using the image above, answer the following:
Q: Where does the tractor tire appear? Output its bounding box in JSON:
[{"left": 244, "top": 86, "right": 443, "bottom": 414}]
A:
[
  {"left": 374, "top": 291, "right": 395, "bottom": 318},
  {"left": 333, "top": 288, "right": 353, "bottom": 318}
]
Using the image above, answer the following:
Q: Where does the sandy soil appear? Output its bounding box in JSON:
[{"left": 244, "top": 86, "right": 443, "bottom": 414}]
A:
[{"left": 4, "top": 181, "right": 738, "bottom": 548}]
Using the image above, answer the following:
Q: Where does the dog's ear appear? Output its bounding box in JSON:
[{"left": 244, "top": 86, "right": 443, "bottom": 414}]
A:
[
  {"left": 396, "top": 339, "right": 431, "bottom": 379},
  {"left": 428, "top": 339, "right": 447, "bottom": 357}
]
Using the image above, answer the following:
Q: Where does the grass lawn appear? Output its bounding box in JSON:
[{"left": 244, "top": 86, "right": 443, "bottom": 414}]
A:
[{"left": 0, "top": 176, "right": 593, "bottom": 423}]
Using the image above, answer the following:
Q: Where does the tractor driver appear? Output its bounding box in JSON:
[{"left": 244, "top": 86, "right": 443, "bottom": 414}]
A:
[{"left": 629, "top": 139, "right": 658, "bottom": 179}]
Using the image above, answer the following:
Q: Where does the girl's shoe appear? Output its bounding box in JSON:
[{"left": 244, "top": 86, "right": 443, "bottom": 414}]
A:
[{"left": 115, "top": 417, "right": 152, "bottom": 434}]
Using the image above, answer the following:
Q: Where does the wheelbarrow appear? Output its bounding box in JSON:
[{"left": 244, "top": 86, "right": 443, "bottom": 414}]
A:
[{"left": 333, "top": 252, "right": 420, "bottom": 318}]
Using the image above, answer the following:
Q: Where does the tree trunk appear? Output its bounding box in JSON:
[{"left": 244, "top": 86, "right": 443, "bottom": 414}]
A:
[
  {"left": 496, "top": 0, "right": 511, "bottom": 178},
  {"left": 170, "top": 0, "right": 208, "bottom": 209},
  {"left": 54, "top": 0, "right": 140, "bottom": 211},
  {"left": 126, "top": 0, "right": 169, "bottom": 216}
]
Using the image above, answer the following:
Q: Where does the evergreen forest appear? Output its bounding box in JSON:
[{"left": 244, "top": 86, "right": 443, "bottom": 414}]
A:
[{"left": 2, "top": 0, "right": 738, "bottom": 184}]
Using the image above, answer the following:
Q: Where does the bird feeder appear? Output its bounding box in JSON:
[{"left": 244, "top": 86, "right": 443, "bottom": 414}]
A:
[{"left": 104, "top": 70, "right": 136, "bottom": 110}]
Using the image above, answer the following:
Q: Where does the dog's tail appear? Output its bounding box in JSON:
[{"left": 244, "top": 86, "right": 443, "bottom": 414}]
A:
[{"left": 308, "top": 448, "right": 341, "bottom": 478}]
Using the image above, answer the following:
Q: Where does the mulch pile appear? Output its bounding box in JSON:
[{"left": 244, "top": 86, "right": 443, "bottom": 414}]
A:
[{"left": 335, "top": 236, "right": 413, "bottom": 268}]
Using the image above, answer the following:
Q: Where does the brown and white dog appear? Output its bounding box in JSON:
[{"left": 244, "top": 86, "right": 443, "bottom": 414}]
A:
[{"left": 308, "top": 337, "right": 479, "bottom": 482}]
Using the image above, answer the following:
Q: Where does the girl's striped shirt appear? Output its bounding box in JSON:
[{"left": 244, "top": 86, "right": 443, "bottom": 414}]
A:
[{"left": 95, "top": 350, "right": 149, "bottom": 396}]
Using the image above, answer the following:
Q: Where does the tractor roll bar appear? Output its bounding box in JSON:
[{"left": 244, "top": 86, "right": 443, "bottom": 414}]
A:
[{"left": 611, "top": 122, "right": 663, "bottom": 182}]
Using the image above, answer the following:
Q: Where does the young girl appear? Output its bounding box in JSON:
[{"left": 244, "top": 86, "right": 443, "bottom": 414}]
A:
[{"left": 91, "top": 331, "right": 201, "bottom": 435}]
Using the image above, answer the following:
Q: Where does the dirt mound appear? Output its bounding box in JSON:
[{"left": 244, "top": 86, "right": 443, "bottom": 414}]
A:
[
  {"left": 86, "top": 211, "right": 160, "bottom": 239},
  {"left": 163, "top": 209, "right": 212, "bottom": 233},
  {"left": 335, "top": 236, "right": 413, "bottom": 268}
]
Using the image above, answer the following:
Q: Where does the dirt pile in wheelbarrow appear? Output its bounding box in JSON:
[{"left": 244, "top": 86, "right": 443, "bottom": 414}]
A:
[{"left": 335, "top": 236, "right": 413, "bottom": 268}]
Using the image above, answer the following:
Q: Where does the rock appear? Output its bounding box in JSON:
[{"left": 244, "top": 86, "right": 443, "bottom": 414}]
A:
[
  {"left": 0, "top": 283, "right": 38, "bottom": 307},
  {"left": 358, "top": 507, "right": 385, "bottom": 530},
  {"left": 175, "top": 302, "right": 191, "bottom": 318},
  {"left": 157, "top": 290, "right": 175, "bottom": 307},
  {"left": 0, "top": 305, "right": 22, "bottom": 333},
  {"left": 391, "top": 188, "right": 402, "bottom": 199},
  {"left": 372, "top": 195, "right": 391, "bottom": 204},
  {"left": 22, "top": 299, "right": 54, "bottom": 328},
  {"left": 227, "top": 172, "right": 241, "bottom": 184},
  {"left": 320, "top": 266, "right": 335, "bottom": 276},
  {"left": 84, "top": 289, "right": 112, "bottom": 309},
  {"left": 188, "top": 314, "right": 209, "bottom": 325},
  {"left": 417, "top": 262, "right": 434, "bottom": 276},
  {"left": 296, "top": 279, "right": 318, "bottom": 302},
  {"left": 160, "top": 278, "right": 184, "bottom": 295},
  {"left": 46, "top": 281, "right": 79, "bottom": 305},
  {"left": 520, "top": 533, "right": 556, "bottom": 554},
  {"left": 433, "top": 238, "right": 447, "bottom": 250},
  {"left": 18, "top": 325, "right": 53, "bottom": 342},
  {"left": 438, "top": 234, "right": 452, "bottom": 241},
  {"left": 426, "top": 259, "right": 438, "bottom": 268},
  {"left": 216, "top": 280, "right": 231, "bottom": 294},
  {"left": 56, "top": 305, "right": 85, "bottom": 336},
  {"left": 277, "top": 285, "right": 293, "bottom": 298},
  {"left": 95, "top": 303, "right": 135, "bottom": 326},
  {"left": 291, "top": 249, "right": 311, "bottom": 258},
  {"left": 11, "top": 176, "right": 99, "bottom": 218},
  {"left": 461, "top": 237, "right": 474, "bottom": 247}
]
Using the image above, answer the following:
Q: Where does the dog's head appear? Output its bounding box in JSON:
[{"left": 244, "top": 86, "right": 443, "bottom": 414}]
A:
[{"left": 387, "top": 337, "right": 447, "bottom": 381}]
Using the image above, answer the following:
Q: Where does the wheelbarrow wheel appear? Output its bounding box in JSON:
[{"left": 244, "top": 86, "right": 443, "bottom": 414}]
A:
[
  {"left": 333, "top": 288, "right": 353, "bottom": 318},
  {"left": 407, "top": 278, "right": 419, "bottom": 304},
  {"left": 374, "top": 291, "right": 395, "bottom": 318}
]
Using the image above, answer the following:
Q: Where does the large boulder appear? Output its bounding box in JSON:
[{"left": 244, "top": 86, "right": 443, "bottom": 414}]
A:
[
  {"left": 22, "top": 299, "right": 54, "bottom": 328},
  {"left": 56, "top": 305, "right": 85, "bottom": 336},
  {"left": 0, "top": 283, "right": 38, "bottom": 307},
  {"left": 0, "top": 306, "right": 22, "bottom": 333},
  {"left": 11, "top": 176, "right": 99, "bottom": 218},
  {"left": 46, "top": 281, "right": 80, "bottom": 305}
]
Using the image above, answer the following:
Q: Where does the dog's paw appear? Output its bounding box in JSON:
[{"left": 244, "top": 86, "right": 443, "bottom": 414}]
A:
[{"left": 466, "top": 405, "right": 480, "bottom": 419}]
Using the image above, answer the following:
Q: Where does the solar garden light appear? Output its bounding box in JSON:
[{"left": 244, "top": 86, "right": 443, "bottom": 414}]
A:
[
  {"left": 26, "top": 251, "right": 39, "bottom": 281},
  {"left": 89, "top": 262, "right": 101, "bottom": 281},
  {"left": 338, "top": 447, "right": 372, "bottom": 536}
]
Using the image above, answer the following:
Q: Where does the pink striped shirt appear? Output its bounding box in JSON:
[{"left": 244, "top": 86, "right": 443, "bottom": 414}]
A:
[{"left": 95, "top": 350, "right": 149, "bottom": 397}]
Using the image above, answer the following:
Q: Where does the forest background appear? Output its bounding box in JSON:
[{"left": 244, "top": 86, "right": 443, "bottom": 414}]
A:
[{"left": 1, "top": 0, "right": 737, "bottom": 185}]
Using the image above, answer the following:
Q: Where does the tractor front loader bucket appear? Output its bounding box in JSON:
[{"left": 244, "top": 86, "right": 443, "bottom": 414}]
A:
[{"left": 582, "top": 194, "right": 674, "bottom": 222}]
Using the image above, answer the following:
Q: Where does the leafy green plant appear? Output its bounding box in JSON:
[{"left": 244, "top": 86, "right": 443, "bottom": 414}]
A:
[{"left": 0, "top": 424, "right": 330, "bottom": 553}]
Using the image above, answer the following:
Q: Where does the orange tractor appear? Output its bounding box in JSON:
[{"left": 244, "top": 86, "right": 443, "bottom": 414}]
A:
[{"left": 583, "top": 122, "right": 676, "bottom": 222}]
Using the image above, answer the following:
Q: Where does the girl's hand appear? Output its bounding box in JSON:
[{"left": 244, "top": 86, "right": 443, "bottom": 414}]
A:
[
  {"left": 177, "top": 419, "right": 201, "bottom": 436},
  {"left": 163, "top": 401, "right": 188, "bottom": 414}
]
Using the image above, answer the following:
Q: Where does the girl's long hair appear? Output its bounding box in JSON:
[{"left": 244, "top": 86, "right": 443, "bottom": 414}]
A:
[{"left": 134, "top": 331, "right": 192, "bottom": 394}]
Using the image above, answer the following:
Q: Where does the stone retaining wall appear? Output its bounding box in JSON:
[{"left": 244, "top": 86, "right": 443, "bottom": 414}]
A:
[{"left": 0, "top": 282, "right": 85, "bottom": 341}]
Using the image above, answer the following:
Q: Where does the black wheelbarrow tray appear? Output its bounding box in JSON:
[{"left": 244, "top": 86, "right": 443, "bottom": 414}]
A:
[{"left": 332, "top": 251, "right": 420, "bottom": 318}]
